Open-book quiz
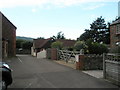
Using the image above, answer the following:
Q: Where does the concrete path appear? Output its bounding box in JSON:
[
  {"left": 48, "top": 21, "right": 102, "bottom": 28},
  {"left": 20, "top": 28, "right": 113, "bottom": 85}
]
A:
[
  {"left": 82, "top": 70, "right": 103, "bottom": 79},
  {"left": 5, "top": 55, "right": 119, "bottom": 88},
  {"left": 54, "top": 60, "right": 103, "bottom": 78}
]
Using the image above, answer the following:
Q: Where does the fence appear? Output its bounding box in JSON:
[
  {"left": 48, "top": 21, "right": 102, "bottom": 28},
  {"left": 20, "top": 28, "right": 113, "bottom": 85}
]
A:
[
  {"left": 103, "top": 53, "right": 120, "bottom": 86},
  {"left": 58, "top": 50, "right": 103, "bottom": 70},
  {"left": 58, "top": 50, "right": 81, "bottom": 63}
]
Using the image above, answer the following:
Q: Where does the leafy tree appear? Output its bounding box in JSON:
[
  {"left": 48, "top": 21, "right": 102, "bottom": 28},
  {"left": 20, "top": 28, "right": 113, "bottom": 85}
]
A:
[
  {"left": 16, "top": 39, "right": 25, "bottom": 48},
  {"left": 74, "top": 41, "right": 88, "bottom": 52},
  {"left": 78, "top": 16, "right": 110, "bottom": 44},
  {"left": 85, "top": 39, "right": 108, "bottom": 54},
  {"left": 51, "top": 31, "right": 66, "bottom": 40},
  {"left": 37, "top": 37, "right": 45, "bottom": 39},
  {"left": 22, "top": 41, "right": 33, "bottom": 50},
  {"left": 51, "top": 41, "right": 63, "bottom": 49},
  {"left": 57, "top": 31, "right": 65, "bottom": 39},
  {"left": 16, "top": 39, "right": 33, "bottom": 50}
]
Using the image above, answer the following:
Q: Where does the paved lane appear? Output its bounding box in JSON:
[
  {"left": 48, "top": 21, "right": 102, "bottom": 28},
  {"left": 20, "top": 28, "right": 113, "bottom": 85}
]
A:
[{"left": 5, "top": 55, "right": 118, "bottom": 88}]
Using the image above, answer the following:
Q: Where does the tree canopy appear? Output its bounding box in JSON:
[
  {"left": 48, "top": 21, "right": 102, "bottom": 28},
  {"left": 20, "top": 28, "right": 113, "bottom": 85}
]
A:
[
  {"left": 78, "top": 16, "right": 110, "bottom": 44},
  {"left": 51, "top": 31, "right": 66, "bottom": 40}
]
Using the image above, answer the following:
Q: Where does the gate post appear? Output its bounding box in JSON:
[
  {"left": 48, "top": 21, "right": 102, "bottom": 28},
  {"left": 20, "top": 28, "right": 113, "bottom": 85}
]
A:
[
  {"left": 103, "top": 53, "right": 106, "bottom": 79},
  {"left": 76, "top": 54, "right": 84, "bottom": 70},
  {"left": 51, "top": 48, "right": 58, "bottom": 60}
]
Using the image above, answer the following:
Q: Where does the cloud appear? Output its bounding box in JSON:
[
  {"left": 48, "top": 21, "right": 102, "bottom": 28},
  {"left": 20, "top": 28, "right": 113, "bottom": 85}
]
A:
[
  {"left": 0, "top": 0, "right": 119, "bottom": 8},
  {"left": 83, "top": 3, "right": 105, "bottom": 10}
]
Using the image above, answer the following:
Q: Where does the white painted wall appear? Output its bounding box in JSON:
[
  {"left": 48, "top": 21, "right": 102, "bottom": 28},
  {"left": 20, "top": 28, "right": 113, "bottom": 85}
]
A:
[
  {"left": 37, "top": 49, "right": 46, "bottom": 59},
  {"left": 31, "top": 47, "right": 36, "bottom": 56}
]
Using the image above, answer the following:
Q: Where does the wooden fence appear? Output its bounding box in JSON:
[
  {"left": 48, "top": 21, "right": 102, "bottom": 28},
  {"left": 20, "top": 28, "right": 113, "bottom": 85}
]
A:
[
  {"left": 58, "top": 50, "right": 103, "bottom": 70},
  {"left": 103, "top": 53, "right": 120, "bottom": 86},
  {"left": 58, "top": 50, "right": 81, "bottom": 63}
]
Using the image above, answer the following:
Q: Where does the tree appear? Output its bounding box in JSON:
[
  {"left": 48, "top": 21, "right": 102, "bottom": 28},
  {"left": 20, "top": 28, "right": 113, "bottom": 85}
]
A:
[
  {"left": 57, "top": 31, "right": 65, "bottom": 39},
  {"left": 37, "top": 37, "right": 44, "bottom": 39},
  {"left": 51, "top": 31, "right": 66, "bottom": 40},
  {"left": 22, "top": 41, "right": 33, "bottom": 50},
  {"left": 78, "top": 16, "right": 110, "bottom": 44},
  {"left": 74, "top": 41, "right": 88, "bottom": 53},
  {"left": 16, "top": 39, "right": 25, "bottom": 48},
  {"left": 16, "top": 39, "right": 33, "bottom": 50},
  {"left": 51, "top": 41, "right": 63, "bottom": 49},
  {"left": 85, "top": 39, "right": 108, "bottom": 54}
]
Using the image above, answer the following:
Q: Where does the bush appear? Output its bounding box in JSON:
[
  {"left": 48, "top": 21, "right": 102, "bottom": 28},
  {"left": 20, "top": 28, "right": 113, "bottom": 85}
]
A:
[
  {"left": 74, "top": 41, "right": 88, "bottom": 52},
  {"left": 86, "top": 39, "right": 108, "bottom": 54},
  {"left": 22, "top": 41, "right": 33, "bottom": 50},
  {"left": 51, "top": 41, "right": 63, "bottom": 49},
  {"left": 92, "top": 43, "right": 108, "bottom": 54},
  {"left": 62, "top": 46, "right": 74, "bottom": 51}
]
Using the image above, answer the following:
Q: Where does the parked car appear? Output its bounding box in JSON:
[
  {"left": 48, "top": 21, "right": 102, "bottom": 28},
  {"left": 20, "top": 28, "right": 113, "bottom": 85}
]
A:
[{"left": 0, "top": 62, "right": 12, "bottom": 90}]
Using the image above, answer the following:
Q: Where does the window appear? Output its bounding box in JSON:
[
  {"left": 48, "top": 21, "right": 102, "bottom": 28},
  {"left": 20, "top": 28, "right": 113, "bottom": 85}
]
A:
[{"left": 116, "top": 24, "right": 120, "bottom": 34}]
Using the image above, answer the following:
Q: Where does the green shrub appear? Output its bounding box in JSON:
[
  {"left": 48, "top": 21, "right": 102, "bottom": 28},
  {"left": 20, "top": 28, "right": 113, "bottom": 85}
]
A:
[
  {"left": 74, "top": 41, "right": 88, "bottom": 52},
  {"left": 51, "top": 41, "right": 63, "bottom": 49},
  {"left": 86, "top": 39, "right": 108, "bottom": 54}
]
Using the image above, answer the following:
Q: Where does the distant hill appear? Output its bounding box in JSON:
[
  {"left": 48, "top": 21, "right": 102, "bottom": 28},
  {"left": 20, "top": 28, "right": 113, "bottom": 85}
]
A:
[{"left": 16, "top": 36, "right": 34, "bottom": 41}]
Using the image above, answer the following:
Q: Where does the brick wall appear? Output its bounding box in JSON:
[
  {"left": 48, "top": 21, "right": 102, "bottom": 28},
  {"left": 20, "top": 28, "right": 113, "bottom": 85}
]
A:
[
  {"left": 110, "top": 24, "right": 120, "bottom": 48},
  {"left": 0, "top": 13, "right": 2, "bottom": 60},
  {"left": 51, "top": 48, "right": 58, "bottom": 60},
  {"left": 2, "top": 13, "right": 16, "bottom": 58}
]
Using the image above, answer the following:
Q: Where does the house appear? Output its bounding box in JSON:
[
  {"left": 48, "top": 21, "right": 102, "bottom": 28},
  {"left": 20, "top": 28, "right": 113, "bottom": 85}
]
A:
[
  {"left": 31, "top": 38, "right": 53, "bottom": 56},
  {"left": 0, "top": 12, "right": 17, "bottom": 59},
  {"left": 110, "top": 18, "right": 120, "bottom": 49},
  {"left": 56, "top": 39, "right": 76, "bottom": 49},
  {"left": 31, "top": 38, "right": 76, "bottom": 57}
]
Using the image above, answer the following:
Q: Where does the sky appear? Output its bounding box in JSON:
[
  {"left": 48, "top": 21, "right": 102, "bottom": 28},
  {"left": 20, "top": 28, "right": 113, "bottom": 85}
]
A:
[{"left": 0, "top": 0, "right": 119, "bottom": 40}]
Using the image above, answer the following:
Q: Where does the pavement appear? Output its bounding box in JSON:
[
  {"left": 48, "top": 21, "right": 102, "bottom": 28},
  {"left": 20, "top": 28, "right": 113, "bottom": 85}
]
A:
[
  {"left": 54, "top": 60, "right": 103, "bottom": 79},
  {"left": 4, "top": 55, "right": 119, "bottom": 88},
  {"left": 82, "top": 70, "right": 103, "bottom": 79}
]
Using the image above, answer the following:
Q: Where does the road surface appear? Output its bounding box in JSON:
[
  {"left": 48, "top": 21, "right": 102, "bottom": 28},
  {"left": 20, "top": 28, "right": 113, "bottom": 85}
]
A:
[{"left": 5, "top": 55, "right": 119, "bottom": 88}]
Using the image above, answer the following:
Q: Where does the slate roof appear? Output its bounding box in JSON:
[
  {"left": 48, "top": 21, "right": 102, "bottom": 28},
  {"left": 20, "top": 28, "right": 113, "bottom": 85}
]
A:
[
  {"left": 33, "top": 38, "right": 76, "bottom": 49},
  {"left": 111, "top": 18, "right": 120, "bottom": 25},
  {"left": 33, "top": 38, "right": 52, "bottom": 49},
  {"left": 56, "top": 39, "right": 76, "bottom": 47}
]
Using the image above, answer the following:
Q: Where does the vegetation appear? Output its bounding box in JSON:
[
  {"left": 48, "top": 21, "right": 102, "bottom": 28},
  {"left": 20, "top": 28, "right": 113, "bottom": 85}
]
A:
[
  {"left": 51, "top": 41, "right": 63, "bottom": 49},
  {"left": 73, "top": 39, "right": 108, "bottom": 54},
  {"left": 85, "top": 40, "right": 109, "bottom": 54},
  {"left": 78, "top": 16, "right": 110, "bottom": 44},
  {"left": 74, "top": 41, "right": 88, "bottom": 52},
  {"left": 37, "top": 37, "right": 45, "bottom": 39},
  {"left": 52, "top": 31, "right": 66, "bottom": 40},
  {"left": 16, "top": 39, "right": 33, "bottom": 50}
]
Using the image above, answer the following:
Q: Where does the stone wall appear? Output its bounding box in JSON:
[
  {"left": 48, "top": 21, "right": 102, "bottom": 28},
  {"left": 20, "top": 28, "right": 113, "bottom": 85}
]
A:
[{"left": 83, "top": 54, "right": 103, "bottom": 70}]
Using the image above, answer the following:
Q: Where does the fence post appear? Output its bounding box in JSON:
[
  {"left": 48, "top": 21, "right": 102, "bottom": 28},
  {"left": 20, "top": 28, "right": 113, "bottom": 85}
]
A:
[
  {"left": 76, "top": 54, "right": 84, "bottom": 70},
  {"left": 103, "top": 53, "right": 106, "bottom": 79}
]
